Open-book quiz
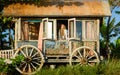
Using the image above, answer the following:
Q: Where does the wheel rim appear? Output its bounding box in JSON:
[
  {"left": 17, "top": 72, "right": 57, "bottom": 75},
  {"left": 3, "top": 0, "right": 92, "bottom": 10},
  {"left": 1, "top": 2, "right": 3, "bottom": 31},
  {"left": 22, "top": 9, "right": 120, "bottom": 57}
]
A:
[
  {"left": 70, "top": 46, "right": 100, "bottom": 66},
  {"left": 13, "top": 45, "right": 44, "bottom": 75}
]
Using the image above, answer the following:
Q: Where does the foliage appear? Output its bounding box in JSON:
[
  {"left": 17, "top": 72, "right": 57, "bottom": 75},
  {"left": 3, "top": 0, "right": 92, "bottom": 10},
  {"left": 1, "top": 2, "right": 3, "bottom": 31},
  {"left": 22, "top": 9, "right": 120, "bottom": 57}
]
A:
[
  {"left": 101, "top": 18, "right": 120, "bottom": 41},
  {"left": 100, "top": 17, "right": 120, "bottom": 58},
  {"left": 35, "top": 59, "right": 120, "bottom": 75},
  {"left": 110, "top": 37, "right": 120, "bottom": 58},
  {"left": 0, "top": 0, "right": 49, "bottom": 7},
  {"left": 0, "top": 55, "right": 24, "bottom": 75},
  {"left": 100, "top": 0, "right": 120, "bottom": 59},
  {"left": 0, "top": 15, "right": 13, "bottom": 49}
]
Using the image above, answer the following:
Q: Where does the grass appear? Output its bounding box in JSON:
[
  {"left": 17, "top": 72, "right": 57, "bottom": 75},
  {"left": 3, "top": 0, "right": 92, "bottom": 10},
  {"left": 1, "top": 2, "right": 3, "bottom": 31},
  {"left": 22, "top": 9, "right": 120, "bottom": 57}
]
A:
[{"left": 35, "top": 59, "right": 120, "bottom": 75}]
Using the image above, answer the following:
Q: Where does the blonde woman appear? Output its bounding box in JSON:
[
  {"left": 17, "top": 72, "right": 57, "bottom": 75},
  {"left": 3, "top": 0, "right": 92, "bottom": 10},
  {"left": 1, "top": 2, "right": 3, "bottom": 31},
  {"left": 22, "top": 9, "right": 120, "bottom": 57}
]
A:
[{"left": 59, "top": 24, "right": 68, "bottom": 40}]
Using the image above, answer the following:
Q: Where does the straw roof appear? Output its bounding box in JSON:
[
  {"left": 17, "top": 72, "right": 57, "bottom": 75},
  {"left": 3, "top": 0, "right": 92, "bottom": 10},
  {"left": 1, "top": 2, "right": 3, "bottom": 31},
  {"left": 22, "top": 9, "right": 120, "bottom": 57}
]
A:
[{"left": 3, "top": 0, "right": 111, "bottom": 17}]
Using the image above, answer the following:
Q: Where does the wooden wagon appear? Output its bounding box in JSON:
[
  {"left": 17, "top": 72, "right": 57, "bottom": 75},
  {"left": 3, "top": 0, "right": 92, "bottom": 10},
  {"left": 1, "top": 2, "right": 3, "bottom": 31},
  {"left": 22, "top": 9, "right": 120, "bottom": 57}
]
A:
[{"left": 1, "top": 0, "right": 111, "bottom": 75}]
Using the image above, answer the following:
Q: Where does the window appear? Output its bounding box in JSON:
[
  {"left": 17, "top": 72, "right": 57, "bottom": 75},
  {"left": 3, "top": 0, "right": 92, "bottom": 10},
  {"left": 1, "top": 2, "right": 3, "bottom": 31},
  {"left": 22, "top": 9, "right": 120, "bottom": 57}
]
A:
[
  {"left": 84, "top": 21, "right": 97, "bottom": 41},
  {"left": 68, "top": 18, "right": 82, "bottom": 40},
  {"left": 68, "top": 18, "right": 75, "bottom": 39},
  {"left": 42, "top": 18, "right": 56, "bottom": 40},
  {"left": 29, "top": 22, "right": 40, "bottom": 40},
  {"left": 21, "top": 20, "right": 40, "bottom": 40},
  {"left": 57, "top": 20, "right": 68, "bottom": 40},
  {"left": 76, "top": 21, "right": 82, "bottom": 40},
  {"left": 69, "top": 20, "right": 74, "bottom": 38}
]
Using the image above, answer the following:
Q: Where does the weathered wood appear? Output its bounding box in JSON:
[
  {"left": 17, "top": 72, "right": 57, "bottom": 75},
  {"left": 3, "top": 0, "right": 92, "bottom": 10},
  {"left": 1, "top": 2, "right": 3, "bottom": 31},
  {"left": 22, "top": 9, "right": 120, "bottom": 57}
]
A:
[
  {"left": 3, "top": 1, "right": 111, "bottom": 17},
  {"left": 47, "top": 59, "right": 69, "bottom": 63},
  {"left": 13, "top": 45, "right": 44, "bottom": 75},
  {"left": 15, "top": 18, "right": 18, "bottom": 49},
  {"left": 84, "top": 41, "right": 97, "bottom": 51},
  {"left": 70, "top": 46, "right": 100, "bottom": 66},
  {"left": 17, "top": 41, "right": 38, "bottom": 48},
  {"left": 18, "top": 18, "right": 21, "bottom": 40},
  {"left": 97, "top": 19, "right": 100, "bottom": 53},
  {"left": 0, "top": 50, "right": 14, "bottom": 59},
  {"left": 45, "top": 49, "right": 69, "bottom": 55}
]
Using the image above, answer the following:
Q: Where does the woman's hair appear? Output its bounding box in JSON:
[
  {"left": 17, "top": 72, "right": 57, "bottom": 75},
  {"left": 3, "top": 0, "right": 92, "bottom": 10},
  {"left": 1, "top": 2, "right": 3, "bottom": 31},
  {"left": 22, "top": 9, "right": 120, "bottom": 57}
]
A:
[{"left": 60, "top": 24, "right": 66, "bottom": 36}]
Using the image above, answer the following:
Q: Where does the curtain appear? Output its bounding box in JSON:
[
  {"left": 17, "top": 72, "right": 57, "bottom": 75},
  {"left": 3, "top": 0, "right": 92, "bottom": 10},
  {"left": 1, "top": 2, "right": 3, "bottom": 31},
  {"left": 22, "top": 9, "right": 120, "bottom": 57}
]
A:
[
  {"left": 21, "top": 22, "right": 29, "bottom": 40},
  {"left": 38, "top": 22, "right": 43, "bottom": 51},
  {"left": 86, "top": 22, "right": 91, "bottom": 40}
]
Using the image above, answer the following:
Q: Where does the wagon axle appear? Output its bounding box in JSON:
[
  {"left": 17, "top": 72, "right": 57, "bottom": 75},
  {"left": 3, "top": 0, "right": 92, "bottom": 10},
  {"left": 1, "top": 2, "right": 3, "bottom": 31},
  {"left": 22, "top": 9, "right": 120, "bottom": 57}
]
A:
[
  {"left": 80, "top": 58, "right": 88, "bottom": 65},
  {"left": 25, "top": 56, "right": 32, "bottom": 63}
]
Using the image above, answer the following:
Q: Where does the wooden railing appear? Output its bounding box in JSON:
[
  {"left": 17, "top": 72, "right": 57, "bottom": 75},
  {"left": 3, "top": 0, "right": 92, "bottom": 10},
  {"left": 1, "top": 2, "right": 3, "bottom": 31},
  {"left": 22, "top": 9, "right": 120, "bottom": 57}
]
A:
[{"left": 0, "top": 50, "right": 15, "bottom": 59}]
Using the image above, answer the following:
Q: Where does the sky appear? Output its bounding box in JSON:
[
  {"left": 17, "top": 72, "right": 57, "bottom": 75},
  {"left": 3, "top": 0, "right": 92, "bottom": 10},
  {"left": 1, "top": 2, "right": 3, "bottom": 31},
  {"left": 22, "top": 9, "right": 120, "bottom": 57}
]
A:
[
  {"left": 112, "top": 7, "right": 120, "bottom": 24},
  {"left": 109, "top": 7, "right": 120, "bottom": 43}
]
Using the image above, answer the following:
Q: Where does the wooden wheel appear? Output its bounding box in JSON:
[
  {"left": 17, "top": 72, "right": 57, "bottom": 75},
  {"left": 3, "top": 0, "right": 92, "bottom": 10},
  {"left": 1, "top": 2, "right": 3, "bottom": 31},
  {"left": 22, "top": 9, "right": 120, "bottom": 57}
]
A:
[
  {"left": 69, "top": 46, "right": 100, "bottom": 66},
  {"left": 13, "top": 45, "right": 44, "bottom": 75}
]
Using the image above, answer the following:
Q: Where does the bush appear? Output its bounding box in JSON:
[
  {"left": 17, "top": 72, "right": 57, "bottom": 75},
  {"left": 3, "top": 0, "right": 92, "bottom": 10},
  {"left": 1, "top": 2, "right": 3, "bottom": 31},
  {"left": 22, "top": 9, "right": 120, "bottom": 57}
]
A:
[
  {"left": 0, "top": 55, "right": 24, "bottom": 75},
  {"left": 35, "top": 59, "right": 120, "bottom": 75}
]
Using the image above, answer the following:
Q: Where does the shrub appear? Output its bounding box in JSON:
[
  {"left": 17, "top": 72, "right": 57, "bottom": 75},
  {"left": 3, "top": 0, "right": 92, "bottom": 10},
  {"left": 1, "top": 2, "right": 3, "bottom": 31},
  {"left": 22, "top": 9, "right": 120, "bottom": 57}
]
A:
[
  {"left": 35, "top": 59, "right": 120, "bottom": 75},
  {"left": 0, "top": 55, "right": 24, "bottom": 75}
]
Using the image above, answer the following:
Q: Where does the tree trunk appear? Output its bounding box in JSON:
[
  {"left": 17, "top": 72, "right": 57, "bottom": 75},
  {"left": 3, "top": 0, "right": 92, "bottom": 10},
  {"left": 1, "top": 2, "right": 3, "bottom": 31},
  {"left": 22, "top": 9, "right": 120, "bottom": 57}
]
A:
[
  {"left": 9, "top": 28, "right": 11, "bottom": 48},
  {"left": 106, "top": 16, "right": 111, "bottom": 59},
  {"left": 0, "top": 30, "right": 3, "bottom": 49}
]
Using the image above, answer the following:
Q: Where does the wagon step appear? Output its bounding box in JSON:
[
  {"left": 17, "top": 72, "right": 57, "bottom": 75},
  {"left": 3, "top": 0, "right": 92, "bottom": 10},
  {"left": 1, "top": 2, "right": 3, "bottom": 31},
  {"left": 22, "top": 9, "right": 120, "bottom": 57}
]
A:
[
  {"left": 45, "top": 54, "right": 69, "bottom": 58},
  {"left": 46, "top": 59, "right": 69, "bottom": 63}
]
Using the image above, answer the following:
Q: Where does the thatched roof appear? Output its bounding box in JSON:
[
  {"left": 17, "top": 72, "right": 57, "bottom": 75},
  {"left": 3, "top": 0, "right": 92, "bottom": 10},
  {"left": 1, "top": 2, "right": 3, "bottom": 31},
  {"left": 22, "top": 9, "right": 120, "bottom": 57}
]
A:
[{"left": 2, "top": 0, "right": 111, "bottom": 17}]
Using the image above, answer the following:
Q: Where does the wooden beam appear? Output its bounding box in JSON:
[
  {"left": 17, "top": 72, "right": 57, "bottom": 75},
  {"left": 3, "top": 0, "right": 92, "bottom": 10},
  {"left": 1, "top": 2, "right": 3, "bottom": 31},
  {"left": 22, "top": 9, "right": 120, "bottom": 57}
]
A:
[
  {"left": 97, "top": 19, "right": 100, "bottom": 54},
  {"left": 15, "top": 18, "right": 18, "bottom": 49}
]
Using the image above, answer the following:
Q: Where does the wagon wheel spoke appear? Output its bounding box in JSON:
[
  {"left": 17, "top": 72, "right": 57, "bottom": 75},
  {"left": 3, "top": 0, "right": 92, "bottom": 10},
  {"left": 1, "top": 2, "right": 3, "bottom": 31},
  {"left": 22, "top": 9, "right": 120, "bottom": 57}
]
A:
[
  {"left": 14, "top": 45, "right": 44, "bottom": 75},
  {"left": 85, "top": 53, "right": 90, "bottom": 58},
  {"left": 18, "top": 61, "right": 26, "bottom": 70},
  {"left": 31, "top": 63, "right": 37, "bottom": 70},
  {"left": 88, "top": 59, "right": 98, "bottom": 63},
  {"left": 73, "top": 55, "right": 81, "bottom": 60},
  {"left": 83, "top": 48, "right": 90, "bottom": 58},
  {"left": 70, "top": 46, "right": 100, "bottom": 66},
  {"left": 32, "top": 61, "right": 40, "bottom": 66},
  {"left": 83, "top": 48, "right": 86, "bottom": 57},
  {"left": 28, "top": 64, "right": 32, "bottom": 73},
  {"left": 29, "top": 48, "right": 34, "bottom": 56},
  {"left": 31, "top": 52, "right": 39, "bottom": 58},
  {"left": 88, "top": 59, "right": 98, "bottom": 66},
  {"left": 22, "top": 63, "right": 27, "bottom": 72},
  {"left": 25, "top": 47, "right": 28, "bottom": 56},
  {"left": 20, "top": 49, "right": 27, "bottom": 57},
  {"left": 32, "top": 57, "right": 41, "bottom": 60},
  {"left": 77, "top": 50, "right": 83, "bottom": 57},
  {"left": 88, "top": 55, "right": 95, "bottom": 60}
]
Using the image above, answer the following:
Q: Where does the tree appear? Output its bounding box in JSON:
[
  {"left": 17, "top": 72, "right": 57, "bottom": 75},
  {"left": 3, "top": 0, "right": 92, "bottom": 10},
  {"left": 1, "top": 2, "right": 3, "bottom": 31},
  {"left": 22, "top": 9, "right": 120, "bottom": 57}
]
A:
[
  {"left": 100, "top": 18, "right": 120, "bottom": 58},
  {"left": 100, "top": 0, "right": 120, "bottom": 59},
  {"left": 110, "top": 37, "right": 120, "bottom": 58},
  {"left": 0, "top": 16, "right": 13, "bottom": 49}
]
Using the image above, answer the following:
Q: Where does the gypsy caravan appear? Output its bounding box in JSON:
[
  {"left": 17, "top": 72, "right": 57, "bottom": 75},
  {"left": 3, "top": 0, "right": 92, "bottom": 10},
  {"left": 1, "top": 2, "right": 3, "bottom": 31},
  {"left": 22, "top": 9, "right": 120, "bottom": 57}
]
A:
[{"left": 1, "top": 0, "right": 111, "bottom": 74}]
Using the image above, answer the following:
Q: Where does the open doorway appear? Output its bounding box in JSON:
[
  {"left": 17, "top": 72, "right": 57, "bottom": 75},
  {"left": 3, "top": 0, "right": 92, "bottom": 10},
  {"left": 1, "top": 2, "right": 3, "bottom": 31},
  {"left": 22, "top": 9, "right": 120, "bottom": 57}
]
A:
[{"left": 57, "top": 20, "right": 68, "bottom": 40}]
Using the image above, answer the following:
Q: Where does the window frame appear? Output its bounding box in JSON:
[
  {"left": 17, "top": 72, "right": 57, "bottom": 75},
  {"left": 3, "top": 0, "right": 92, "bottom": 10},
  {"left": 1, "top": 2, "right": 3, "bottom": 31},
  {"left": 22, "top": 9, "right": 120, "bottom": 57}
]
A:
[
  {"left": 42, "top": 18, "right": 57, "bottom": 40},
  {"left": 68, "top": 18, "right": 83, "bottom": 40},
  {"left": 68, "top": 18, "right": 76, "bottom": 39},
  {"left": 19, "top": 18, "right": 41, "bottom": 41},
  {"left": 82, "top": 20, "right": 98, "bottom": 41}
]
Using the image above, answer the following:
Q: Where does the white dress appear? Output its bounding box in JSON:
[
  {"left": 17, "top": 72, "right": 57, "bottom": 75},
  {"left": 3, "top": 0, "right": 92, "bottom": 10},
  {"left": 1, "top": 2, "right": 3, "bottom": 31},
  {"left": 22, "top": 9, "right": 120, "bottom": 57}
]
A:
[{"left": 59, "top": 29, "right": 68, "bottom": 40}]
